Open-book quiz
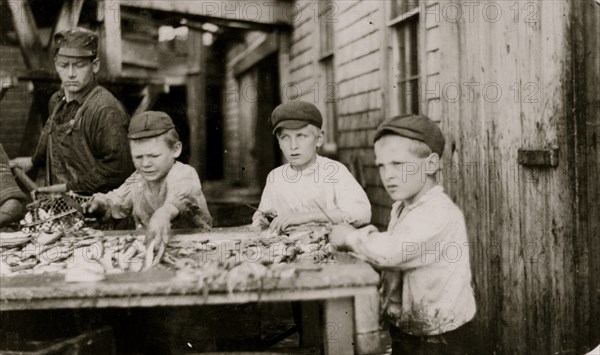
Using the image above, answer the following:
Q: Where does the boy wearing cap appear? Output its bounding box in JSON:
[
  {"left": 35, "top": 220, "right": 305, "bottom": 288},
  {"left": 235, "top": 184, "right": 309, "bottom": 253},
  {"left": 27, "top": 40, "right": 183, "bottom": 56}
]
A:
[
  {"left": 10, "top": 27, "right": 133, "bottom": 195},
  {"left": 252, "top": 101, "right": 371, "bottom": 233},
  {"left": 329, "top": 114, "right": 477, "bottom": 354},
  {"left": 83, "top": 111, "right": 212, "bottom": 257}
]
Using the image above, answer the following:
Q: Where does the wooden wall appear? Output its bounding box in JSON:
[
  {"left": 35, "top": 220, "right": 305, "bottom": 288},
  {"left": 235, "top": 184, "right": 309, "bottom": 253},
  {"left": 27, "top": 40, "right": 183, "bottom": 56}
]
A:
[
  {"left": 221, "top": 1, "right": 599, "bottom": 352},
  {"left": 0, "top": 45, "right": 32, "bottom": 157}
]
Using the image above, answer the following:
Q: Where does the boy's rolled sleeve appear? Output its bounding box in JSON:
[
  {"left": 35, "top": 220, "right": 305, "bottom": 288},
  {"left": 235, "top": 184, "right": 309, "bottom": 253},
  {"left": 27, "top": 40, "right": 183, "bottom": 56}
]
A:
[
  {"left": 165, "top": 167, "right": 212, "bottom": 228},
  {"left": 334, "top": 165, "right": 371, "bottom": 227},
  {"left": 93, "top": 174, "right": 136, "bottom": 219},
  {"left": 346, "top": 210, "right": 448, "bottom": 270}
]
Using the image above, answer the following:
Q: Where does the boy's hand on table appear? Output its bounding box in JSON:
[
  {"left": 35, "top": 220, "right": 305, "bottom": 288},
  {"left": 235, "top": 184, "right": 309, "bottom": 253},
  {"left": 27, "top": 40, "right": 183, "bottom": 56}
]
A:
[
  {"left": 147, "top": 205, "right": 178, "bottom": 265},
  {"left": 329, "top": 223, "right": 357, "bottom": 251},
  {"left": 269, "top": 212, "right": 311, "bottom": 234}
]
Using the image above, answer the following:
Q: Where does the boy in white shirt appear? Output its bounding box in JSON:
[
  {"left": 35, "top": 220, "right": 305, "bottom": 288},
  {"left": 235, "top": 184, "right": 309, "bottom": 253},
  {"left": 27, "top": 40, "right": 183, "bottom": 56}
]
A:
[
  {"left": 252, "top": 101, "right": 371, "bottom": 233},
  {"left": 330, "top": 114, "right": 478, "bottom": 354}
]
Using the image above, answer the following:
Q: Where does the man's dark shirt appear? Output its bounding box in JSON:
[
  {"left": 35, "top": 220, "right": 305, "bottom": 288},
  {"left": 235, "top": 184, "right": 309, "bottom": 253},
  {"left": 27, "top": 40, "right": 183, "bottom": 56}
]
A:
[{"left": 32, "top": 80, "right": 134, "bottom": 193}]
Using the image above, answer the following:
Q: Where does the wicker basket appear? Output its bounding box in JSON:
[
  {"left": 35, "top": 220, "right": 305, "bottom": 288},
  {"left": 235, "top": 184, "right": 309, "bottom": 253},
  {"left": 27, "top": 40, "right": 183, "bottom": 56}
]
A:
[{"left": 20, "top": 192, "right": 92, "bottom": 233}]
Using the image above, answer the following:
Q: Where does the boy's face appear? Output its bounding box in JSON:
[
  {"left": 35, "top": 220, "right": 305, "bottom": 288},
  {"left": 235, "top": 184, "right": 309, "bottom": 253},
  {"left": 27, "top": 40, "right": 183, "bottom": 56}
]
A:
[
  {"left": 130, "top": 138, "right": 182, "bottom": 182},
  {"left": 375, "top": 135, "right": 438, "bottom": 205},
  {"left": 54, "top": 55, "right": 99, "bottom": 95},
  {"left": 276, "top": 125, "right": 323, "bottom": 170}
]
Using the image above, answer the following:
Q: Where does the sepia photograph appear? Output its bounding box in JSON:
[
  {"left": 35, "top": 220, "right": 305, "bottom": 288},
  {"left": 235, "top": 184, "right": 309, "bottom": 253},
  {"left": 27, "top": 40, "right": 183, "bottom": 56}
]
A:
[{"left": 0, "top": 0, "right": 598, "bottom": 354}]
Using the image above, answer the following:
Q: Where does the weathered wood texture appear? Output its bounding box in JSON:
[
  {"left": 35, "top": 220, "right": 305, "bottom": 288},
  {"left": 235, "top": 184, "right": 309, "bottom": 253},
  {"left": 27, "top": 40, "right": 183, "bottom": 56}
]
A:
[
  {"left": 220, "top": 0, "right": 600, "bottom": 353},
  {"left": 430, "top": 0, "right": 598, "bottom": 353},
  {"left": 572, "top": 0, "right": 600, "bottom": 351}
]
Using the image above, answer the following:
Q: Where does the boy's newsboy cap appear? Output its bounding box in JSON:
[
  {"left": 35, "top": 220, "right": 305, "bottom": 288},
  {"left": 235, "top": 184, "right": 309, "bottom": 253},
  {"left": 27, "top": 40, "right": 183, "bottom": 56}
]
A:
[
  {"left": 271, "top": 101, "right": 323, "bottom": 134},
  {"left": 54, "top": 27, "right": 98, "bottom": 58},
  {"left": 128, "top": 111, "right": 175, "bottom": 139},
  {"left": 374, "top": 114, "right": 446, "bottom": 156}
]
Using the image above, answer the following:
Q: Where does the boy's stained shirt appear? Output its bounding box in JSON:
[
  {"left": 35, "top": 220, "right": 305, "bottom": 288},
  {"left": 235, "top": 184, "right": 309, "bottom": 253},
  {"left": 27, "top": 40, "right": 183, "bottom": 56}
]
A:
[
  {"left": 94, "top": 161, "right": 212, "bottom": 230},
  {"left": 345, "top": 185, "right": 476, "bottom": 335},
  {"left": 255, "top": 155, "right": 371, "bottom": 227}
]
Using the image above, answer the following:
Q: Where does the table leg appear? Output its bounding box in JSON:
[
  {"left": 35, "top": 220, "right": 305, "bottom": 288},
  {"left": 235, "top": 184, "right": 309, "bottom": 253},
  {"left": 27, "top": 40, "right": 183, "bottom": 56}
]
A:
[
  {"left": 354, "top": 288, "right": 382, "bottom": 354},
  {"left": 323, "top": 297, "right": 354, "bottom": 355}
]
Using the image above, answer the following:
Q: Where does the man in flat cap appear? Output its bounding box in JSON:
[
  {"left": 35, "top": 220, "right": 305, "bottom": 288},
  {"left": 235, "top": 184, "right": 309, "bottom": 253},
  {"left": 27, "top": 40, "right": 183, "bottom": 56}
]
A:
[{"left": 11, "top": 27, "right": 133, "bottom": 196}]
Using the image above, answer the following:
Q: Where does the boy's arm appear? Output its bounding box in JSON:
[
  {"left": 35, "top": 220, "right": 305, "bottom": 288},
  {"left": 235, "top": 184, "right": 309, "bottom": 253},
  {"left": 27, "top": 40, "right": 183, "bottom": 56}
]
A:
[
  {"left": 91, "top": 174, "right": 136, "bottom": 219},
  {"left": 331, "top": 163, "right": 371, "bottom": 227},
  {"left": 333, "top": 209, "right": 451, "bottom": 270},
  {"left": 252, "top": 174, "right": 275, "bottom": 228},
  {"left": 164, "top": 165, "right": 212, "bottom": 229}
]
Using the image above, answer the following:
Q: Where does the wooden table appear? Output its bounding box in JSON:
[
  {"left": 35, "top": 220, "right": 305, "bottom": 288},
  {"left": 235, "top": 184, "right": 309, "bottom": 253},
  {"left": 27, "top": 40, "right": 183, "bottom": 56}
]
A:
[{"left": 0, "top": 228, "right": 381, "bottom": 354}]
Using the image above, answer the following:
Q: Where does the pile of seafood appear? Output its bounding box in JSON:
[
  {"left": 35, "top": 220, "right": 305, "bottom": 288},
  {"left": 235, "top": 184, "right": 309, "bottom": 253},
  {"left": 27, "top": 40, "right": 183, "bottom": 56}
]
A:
[{"left": 0, "top": 225, "right": 335, "bottom": 290}]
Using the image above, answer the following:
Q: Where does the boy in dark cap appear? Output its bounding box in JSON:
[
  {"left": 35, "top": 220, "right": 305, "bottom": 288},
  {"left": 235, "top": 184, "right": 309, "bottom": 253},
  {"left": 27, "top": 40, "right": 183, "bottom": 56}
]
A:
[
  {"left": 252, "top": 100, "right": 371, "bottom": 232},
  {"left": 329, "top": 114, "right": 478, "bottom": 354},
  {"left": 83, "top": 111, "right": 212, "bottom": 260},
  {"left": 10, "top": 27, "right": 133, "bottom": 195}
]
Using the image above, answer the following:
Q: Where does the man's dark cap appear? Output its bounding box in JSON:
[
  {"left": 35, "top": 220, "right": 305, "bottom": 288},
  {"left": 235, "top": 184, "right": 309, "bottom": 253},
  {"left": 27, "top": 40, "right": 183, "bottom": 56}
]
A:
[
  {"left": 271, "top": 101, "right": 323, "bottom": 134},
  {"left": 128, "top": 111, "right": 175, "bottom": 139},
  {"left": 54, "top": 27, "right": 98, "bottom": 58},
  {"left": 374, "top": 114, "right": 446, "bottom": 156}
]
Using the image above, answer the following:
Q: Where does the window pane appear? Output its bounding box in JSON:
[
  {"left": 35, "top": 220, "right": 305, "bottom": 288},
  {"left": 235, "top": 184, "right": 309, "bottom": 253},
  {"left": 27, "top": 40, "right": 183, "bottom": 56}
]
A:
[
  {"left": 409, "top": 18, "right": 419, "bottom": 76},
  {"left": 409, "top": 78, "right": 419, "bottom": 114}
]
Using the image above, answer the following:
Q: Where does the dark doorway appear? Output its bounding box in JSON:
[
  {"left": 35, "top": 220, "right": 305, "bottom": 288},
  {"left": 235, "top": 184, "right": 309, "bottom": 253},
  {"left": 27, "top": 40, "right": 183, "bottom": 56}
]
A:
[{"left": 253, "top": 54, "right": 281, "bottom": 189}]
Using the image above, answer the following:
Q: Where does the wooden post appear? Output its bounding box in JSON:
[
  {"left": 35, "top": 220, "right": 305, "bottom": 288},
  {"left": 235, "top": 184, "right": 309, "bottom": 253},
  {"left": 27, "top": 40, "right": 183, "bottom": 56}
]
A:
[
  {"left": 323, "top": 297, "right": 355, "bottom": 355},
  {"left": 354, "top": 289, "right": 381, "bottom": 354},
  {"left": 186, "top": 28, "right": 206, "bottom": 178},
  {"left": 96, "top": 0, "right": 122, "bottom": 78},
  {"left": 49, "top": 0, "right": 84, "bottom": 49},
  {"left": 7, "top": 0, "right": 47, "bottom": 70}
]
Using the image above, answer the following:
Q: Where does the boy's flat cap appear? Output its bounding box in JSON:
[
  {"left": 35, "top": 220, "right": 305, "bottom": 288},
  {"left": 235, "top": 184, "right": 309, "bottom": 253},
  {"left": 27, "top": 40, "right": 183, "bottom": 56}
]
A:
[
  {"left": 128, "top": 111, "right": 175, "bottom": 139},
  {"left": 271, "top": 101, "right": 323, "bottom": 134},
  {"left": 374, "top": 114, "right": 446, "bottom": 156},
  {"left": 54, "top": 27, "right": 98, "bottom": 57}
]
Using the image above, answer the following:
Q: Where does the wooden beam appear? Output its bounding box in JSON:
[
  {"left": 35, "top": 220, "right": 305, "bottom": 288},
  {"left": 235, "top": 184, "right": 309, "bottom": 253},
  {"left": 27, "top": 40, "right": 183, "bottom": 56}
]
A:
[
  {"left": 186, "top": 28, "right": 206, "bottom": 178},
  {"left": 6, "top": 0, "right": 47, "bottom": 70},
  {"left": 97, "top": 0, "right": 122, "bottom": 78},
  {"left": 48, "top": 0, "right": 85, "bottom": 49},
  {"left": 121, "top": 0, "right": 293, "bottom": 27},
  {"left": 133, "top": 85, "right": 165, "bottom": 116},
  {"left": 233, "top": 32, "right": 279, "bottom": 76}
]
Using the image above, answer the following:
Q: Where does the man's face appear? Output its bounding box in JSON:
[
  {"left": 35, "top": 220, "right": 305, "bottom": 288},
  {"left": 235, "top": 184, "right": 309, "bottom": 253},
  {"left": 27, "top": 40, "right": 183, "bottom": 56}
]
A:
[
  {"left": 375, "top": 135, "right": 433, "bottom": 204},
  {"left": 130, "top": 138, "right": 181, "bottom": 182},
  {"left": 277, "top": 125, "right": 323, "bottom": 170},
  {"left": 54, "top": 55, "right": 99, "bottom": 94}
]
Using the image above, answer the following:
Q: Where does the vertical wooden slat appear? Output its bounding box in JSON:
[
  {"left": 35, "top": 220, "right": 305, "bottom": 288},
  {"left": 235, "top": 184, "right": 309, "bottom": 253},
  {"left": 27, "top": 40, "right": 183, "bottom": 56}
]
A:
[
  {"left": 97, "top": 0, "right": 122, "bottom": 78},
  {"left": 571, "top": 0, "right": 600, "bottom": 352},
  {"left": 186, "top": 28, "right": 207, "bottom": 179}
]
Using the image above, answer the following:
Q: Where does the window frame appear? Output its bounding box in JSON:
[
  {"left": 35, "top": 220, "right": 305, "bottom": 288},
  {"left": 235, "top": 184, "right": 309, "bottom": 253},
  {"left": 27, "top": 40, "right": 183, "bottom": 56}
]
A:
[{"left": 386, "top": 0, "right": 422, "bottom": 116}]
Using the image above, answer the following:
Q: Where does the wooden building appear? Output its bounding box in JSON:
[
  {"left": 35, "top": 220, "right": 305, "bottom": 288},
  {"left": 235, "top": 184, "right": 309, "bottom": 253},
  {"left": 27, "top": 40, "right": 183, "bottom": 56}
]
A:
[
  {"left": 2, "top": 0, "right": 598, "bottom": 353},
  {"left": 221, "top": 0, "right": 600, "bottom": 353}
]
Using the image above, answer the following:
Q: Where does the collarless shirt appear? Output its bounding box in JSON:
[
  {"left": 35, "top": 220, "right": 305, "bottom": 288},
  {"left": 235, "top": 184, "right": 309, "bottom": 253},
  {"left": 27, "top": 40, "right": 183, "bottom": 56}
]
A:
[
  {"left": 94, "top": 162, "right": 212, "bottom": 230},
  {"left": 345, "top": 185, "right": 476, "bottom": 335},
  {"left": 254, "top": 155, "right": 371, "bottom": 227}
]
